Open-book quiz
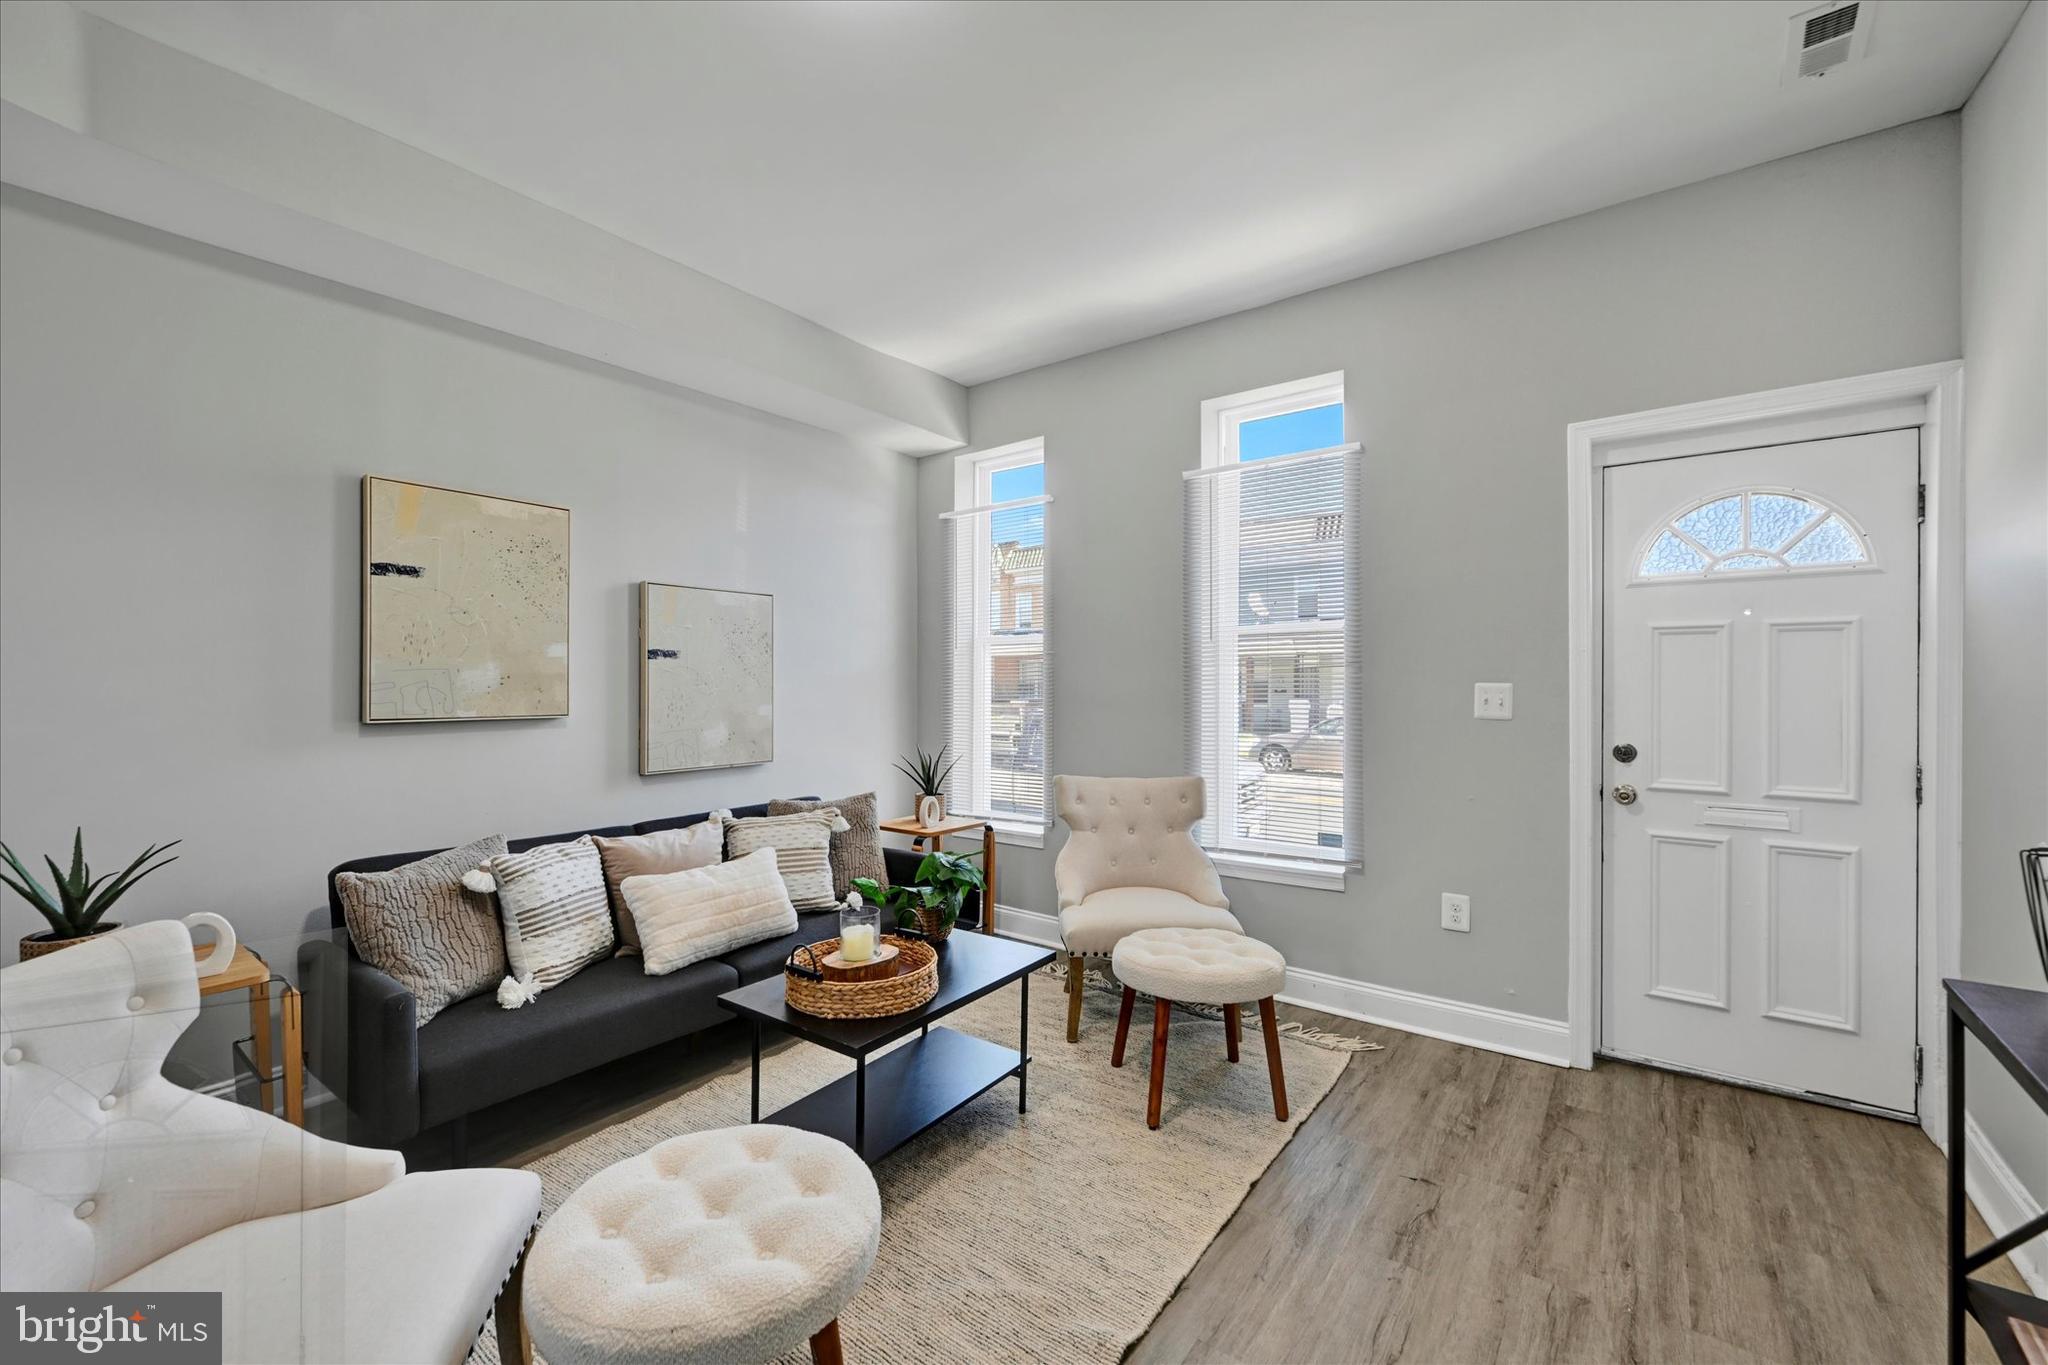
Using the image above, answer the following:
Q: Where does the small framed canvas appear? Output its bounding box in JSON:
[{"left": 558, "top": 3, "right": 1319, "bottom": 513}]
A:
[
  {"left": 361, "top": 476, "right": 570, "bottom": 722},
  {"left": 639, "top": 582, "right": 775, "bottom": 774}
]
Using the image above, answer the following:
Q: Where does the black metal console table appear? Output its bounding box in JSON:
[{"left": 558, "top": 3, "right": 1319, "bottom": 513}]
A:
[{"left": 1945, "top": 978, "right": 2048, "bottom": 1365}]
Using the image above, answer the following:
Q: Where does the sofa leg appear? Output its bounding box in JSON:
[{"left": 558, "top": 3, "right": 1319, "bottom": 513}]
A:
[
  {"left": 1065, "top": 952, "right": 1085, "bottom": 1043},
  {"left": 809, "top": 1318, "right": 845, "bottom": 1365},
  {"left": 495, "top": 1231, "right": 535, "bottom": 1365}
]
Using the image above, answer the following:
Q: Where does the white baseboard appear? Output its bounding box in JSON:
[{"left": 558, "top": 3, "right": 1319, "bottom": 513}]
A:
[
  {"left": 1964, "top": 1113, "right": 2048, "bottom": 1294},
  {"left": 993, "top": 904, "right": 1572, "bottom": 1068}
]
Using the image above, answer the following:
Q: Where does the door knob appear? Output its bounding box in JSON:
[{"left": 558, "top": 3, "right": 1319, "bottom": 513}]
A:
[
  {"left": 1612, "top": 742, "right": 1638, "bottom": 763},
  {"left": 1612, "top": 784, "right": 1638, "bottom": 806}
]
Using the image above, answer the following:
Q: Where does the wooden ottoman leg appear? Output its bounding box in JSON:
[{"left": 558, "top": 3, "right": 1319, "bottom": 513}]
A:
[
  {"left": 1147, "top": 997, "right": 1172, "bottom": 1129},
  {"left": 1066, "top": 951, "right": 1085, "bottom": 1043},
  {"left": 1223, "top": 1002, "right": 1241, "bottom": 1062},
  {"left": 1258, "top": 997, "right": 1289, "bottom": 1122},
  {"left": 496, "top": 1231, "right": 535, "bottom": 1365},
  {"left": 810, "top": 1318, "right": 845, "bottom": 1365},
  {"left": 1112, "top": 986, "right": 1136, "bottom": 1066}
]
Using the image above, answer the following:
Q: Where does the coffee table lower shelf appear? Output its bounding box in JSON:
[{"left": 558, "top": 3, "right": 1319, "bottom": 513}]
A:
[{"left": 759, "top": 1026, "right": 1024, "bottom": 1163}]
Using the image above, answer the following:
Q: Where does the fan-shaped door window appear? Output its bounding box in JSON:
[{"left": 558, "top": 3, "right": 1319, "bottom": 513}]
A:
[{"left": 1636, "top": 490, "right": 1871, "bottom": 580}]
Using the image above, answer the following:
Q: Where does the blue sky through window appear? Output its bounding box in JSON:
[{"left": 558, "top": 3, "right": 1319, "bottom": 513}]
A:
[
  {"left": 1239, "top": 403, "right": 1343, "bottom": 460},
  {"left": 989, "top": 460, "right": 1044, "bottom": 547}
]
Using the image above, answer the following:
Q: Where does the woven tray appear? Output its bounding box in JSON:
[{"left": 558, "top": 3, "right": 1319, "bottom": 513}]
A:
[{"left": 785, "top": 934, "right": 938, "bottom": 1019}]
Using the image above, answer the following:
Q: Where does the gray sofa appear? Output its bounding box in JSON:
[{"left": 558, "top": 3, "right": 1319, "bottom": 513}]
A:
[{"left": 300, "top": 800, "right": 977, "bottom": 1159}]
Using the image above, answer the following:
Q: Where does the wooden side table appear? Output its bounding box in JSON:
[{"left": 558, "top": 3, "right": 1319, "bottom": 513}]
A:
[
  {"left": 199, "top": 945, "right": 305, "bottom": 1128},
  {"left": 878, "top": 816, "right": 997, "bottom": 935}
]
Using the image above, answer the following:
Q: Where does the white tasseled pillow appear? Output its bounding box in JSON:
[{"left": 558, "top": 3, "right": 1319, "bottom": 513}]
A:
[{"left": 621, "top": 848, "right": 801, "bottom": 976}]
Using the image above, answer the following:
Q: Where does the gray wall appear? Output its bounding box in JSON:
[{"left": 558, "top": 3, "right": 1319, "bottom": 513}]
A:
[
  {"left": 928, "top": 116, "right": 1963, "bottom": 1024},
  {"left": 1960, "top": 0, "right": 2048, "bottom": 1204},
  {"left": 0, "top": 189, "right": 920, "bottom": 983}
]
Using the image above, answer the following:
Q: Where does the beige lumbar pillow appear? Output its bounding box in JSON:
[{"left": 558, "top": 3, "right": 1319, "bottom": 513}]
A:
[
  {"left": 621, "top": 847, "right": 799, "bottom": 976},
  {"left": 724, "top": 809, "right": 848, "bottom": 910},
  {"left": 592, "top": 818, "right": 725, "bottom": 954}
]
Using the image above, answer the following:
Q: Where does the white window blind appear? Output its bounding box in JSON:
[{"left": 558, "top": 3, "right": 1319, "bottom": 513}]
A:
[
  {"left": 940, "top": 491, "right": 1051, "bottom": 831},
  {"left": 1184, "top": 444, "right": 1362, "bottom": 864}
]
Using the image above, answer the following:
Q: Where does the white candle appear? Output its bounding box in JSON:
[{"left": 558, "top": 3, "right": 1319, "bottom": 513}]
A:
[{"left": 842, "top": 923, "right": 876, "bottom": 963}]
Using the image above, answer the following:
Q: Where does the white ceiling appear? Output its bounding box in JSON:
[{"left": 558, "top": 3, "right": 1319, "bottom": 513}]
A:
[{"left": 74, "top": 0, "right": 2026, "bottom": 386}]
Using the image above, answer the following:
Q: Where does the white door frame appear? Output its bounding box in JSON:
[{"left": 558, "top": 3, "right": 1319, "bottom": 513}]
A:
[{"left": 1565, "top": 360, "right": 1964, "bottom": 1149}]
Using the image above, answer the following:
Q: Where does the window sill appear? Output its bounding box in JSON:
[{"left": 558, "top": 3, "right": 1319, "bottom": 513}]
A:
[
  {"left": 990, "top": 822, "right": 1046, "bottom": 849},
  {"left": 1209, "top": 850, "right": 1348, "bottom": 892}
]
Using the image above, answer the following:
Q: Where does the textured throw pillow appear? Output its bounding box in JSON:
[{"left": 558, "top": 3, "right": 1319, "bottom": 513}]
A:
[
  {"left": 335, "top": 834, "right": 509, "bottom": 1027},
  {"left": 487, "top": 836, "right": 614, "bottom": 998},
  {"left": 621, "top": 848, "right": 800, "bottom": 977},
  {"left": 724, "top": 809, "right": 847, "bottom": 910},
  {"left": 592, "top": 819, "right": 724, "bottom": 954},
  {"left": 768, "top": 792, "right": 886, "bottom": 901}
]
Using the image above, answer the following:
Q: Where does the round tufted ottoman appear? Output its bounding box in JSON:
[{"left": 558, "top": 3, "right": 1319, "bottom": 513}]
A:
[
  {"left": 1110, "top": 927, "right": 1290, "bottom": 1130},
  {"left": 523, "top": 1125, "right": 880, "bottom": 1365}
]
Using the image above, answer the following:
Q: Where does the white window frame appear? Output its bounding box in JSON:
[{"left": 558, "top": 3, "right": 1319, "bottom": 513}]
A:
[
  {"left": 1195, "top": 372, "right": 1351, "bottom": 890},
  {"left": 951, "top": 438, "right": 1048, "bottom": 848}
]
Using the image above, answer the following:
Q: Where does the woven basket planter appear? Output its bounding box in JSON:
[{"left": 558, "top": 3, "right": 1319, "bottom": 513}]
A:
[
  {"left": 785, "top": 934, "right": 938, "bottom": 1019},
  {"left": 17, "top": 924, "right": 122, "bottom": 962}
]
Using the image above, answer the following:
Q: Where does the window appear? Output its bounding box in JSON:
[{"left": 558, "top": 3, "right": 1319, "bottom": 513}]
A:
[
  {"left": 1637, "top": 489, "right": 1871, "bottom": 580},
  {"left": 941, "top": 439, "right": 1050, "bottom": 843},
  {"left": 1186, "top": 374, "right": 1360, "bottom": 885}
]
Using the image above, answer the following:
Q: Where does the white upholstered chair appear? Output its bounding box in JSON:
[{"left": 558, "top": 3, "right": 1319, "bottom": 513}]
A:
[
  {"left": 0, "top": 921, "right": 542, "bottom": 1365},
  {"left": 1052, "top": 775, "right": 1242, "bottom": 1041}
]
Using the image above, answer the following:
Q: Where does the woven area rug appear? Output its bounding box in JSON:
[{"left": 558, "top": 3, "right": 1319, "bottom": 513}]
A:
[{"left": 469, "top": 971, "right": 1359, "bottom": 1364}]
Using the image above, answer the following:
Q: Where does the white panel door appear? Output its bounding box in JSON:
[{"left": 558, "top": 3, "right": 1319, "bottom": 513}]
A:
[{"left": 1601, "top": 429, "right": 1919, "bottom": 1114}]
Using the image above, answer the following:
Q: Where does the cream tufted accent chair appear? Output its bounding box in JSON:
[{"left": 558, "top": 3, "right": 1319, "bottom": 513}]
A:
[
  {"left": 0, "top": 921, "right": 542, "bottom": 1364},
  {"left": 1052, "top": 775, "right": 1242, "bottom": 1042}
]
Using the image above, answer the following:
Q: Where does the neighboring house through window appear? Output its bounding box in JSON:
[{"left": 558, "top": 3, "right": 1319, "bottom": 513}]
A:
[
  {"left": 941, "top": 438, "right": 1050, "bottom": 844},
  {"left": 1185, "top": 373, "right": 1361, "bottom": 886}
]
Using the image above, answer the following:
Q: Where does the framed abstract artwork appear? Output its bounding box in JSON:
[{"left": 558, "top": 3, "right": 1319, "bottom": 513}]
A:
[
  {"left": 361, "top": 476, "right": 570, "bottom": 722},
  {"left": 639, "top": 582, "right": 774, "bottom": 774}
]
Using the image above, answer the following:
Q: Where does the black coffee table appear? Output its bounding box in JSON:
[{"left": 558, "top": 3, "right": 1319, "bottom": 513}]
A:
[{"left": 717, "top": 931, "right": 1055, "bottom": 1162}]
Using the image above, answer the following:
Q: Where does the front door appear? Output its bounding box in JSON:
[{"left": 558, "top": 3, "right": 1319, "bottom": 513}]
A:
[{"left": 1601, "top": 428, "right": 1919, "bottom": 1114}]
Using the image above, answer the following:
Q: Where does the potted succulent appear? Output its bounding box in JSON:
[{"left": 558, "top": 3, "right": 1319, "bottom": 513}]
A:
[
  {"left": 894, "top": 745, "right": 957, "bottom": 827},
  {"left": 3, "top": 829, "right": 180, "bottom": 961},
  {"left": 851, "top": 849, "right": 984, "bottom": 943}
]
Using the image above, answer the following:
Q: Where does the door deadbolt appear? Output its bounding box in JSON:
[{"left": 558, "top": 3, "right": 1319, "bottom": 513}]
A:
[
  {"left": 1612, "top": 742, "right": 1638, "bottom": 764},
  {"left": 1612, "top": 784, "right": 1638, "bottom": 806}
]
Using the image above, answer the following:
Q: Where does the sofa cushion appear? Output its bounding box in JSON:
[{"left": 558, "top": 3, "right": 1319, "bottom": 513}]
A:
[
  {"left": 624, "top": 849, "right": 798, "bottom": 977},
  {"left": 768, "top": 792, "right": 886, "bottom": 900},
  {"left": 416, "top": 955, "right": 738, "bottom": 1127},
  {"left": 716, "top": 910, "right": 842, "bottom": 985},
  {"left": 593, "top": 820, "right": 725, "bottom": 953},
  {"left": 333, "top": 834, "right": 509, "bottom": 1026},
  {"left": 724, "top": 810, "right": 847, "bottom": 910},
  {"left": 1058, "top": 886, "right": 1243, "bottom": 956},
  {"left": 489, "top": 836, "right": 614, "bottom": 995},
  {"left": 108, "top": 1167, "right": 540, "bottom": 1365}
]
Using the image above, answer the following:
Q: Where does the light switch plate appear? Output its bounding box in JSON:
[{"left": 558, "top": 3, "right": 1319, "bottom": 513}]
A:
[
  {"left": 1474, "top": 683, "right": 1513, "bottom": 720},
  {"left": 1442, "top": 892, "right": 1471, "bottom": 933}
]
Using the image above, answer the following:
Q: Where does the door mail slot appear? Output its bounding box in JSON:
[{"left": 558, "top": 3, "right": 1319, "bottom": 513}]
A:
[{"left": 1696, "top": 802, "right": 1800, "bottom": 832}]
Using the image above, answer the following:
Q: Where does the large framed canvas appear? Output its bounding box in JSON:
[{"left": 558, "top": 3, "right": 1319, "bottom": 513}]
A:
[
  {"left": 361, "top": 476, "right": 570, "bottom": 722},
  {"left": 639, "top": 582, "right": 774, "bottom": 774}
]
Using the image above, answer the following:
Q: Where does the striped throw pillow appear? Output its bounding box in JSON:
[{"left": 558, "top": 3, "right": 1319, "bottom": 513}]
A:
[
  {"left": 489, "top": 835, "right": 614, "bottom": 996},
  {"left": 724, "top": 809, "right": 848, "bottom": 910}
]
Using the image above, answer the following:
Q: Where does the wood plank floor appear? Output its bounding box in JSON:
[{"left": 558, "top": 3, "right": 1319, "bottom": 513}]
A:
[{"left": 438, "top": 994, "right": 2030, "bottom": 1365}]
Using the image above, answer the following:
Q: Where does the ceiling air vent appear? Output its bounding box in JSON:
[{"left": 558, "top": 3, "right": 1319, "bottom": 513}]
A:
[{"left": 1784, "top": 2, "right": 1873, "bottom": 83}]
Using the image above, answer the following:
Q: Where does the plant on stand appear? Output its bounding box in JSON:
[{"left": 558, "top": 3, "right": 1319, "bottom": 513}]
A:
[
  {"left": 3, "top": 828, "right": 181, "bottom": 961},
  {"left": 894, "top": 745, "right": 957, "bottom": 827},
  {"left": 850, "top": 849, "right": 984, "bottom": 943}
]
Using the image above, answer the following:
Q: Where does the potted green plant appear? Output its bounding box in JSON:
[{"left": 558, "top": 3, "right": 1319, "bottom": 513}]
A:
[
  {"left": 894, "top": 745, "right": 958, "bottom": 827},
  {"left": 852, "top": 848, "right": 984, "bottom": 942},
  {"left": 3, "top": 829, "right": 180, "bottom": 961}
]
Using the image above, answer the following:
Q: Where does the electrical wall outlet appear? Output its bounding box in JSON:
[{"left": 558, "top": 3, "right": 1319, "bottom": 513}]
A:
[
  {"left": 1474, "top": 683, "right": 1513, "bottom": 720},
  {"left": 1441, "top": 892, "right": 1471, "bottom": 933}
]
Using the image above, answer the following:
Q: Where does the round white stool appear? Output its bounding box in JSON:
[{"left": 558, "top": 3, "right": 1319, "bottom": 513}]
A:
[
  {"left": 1110, "top": 927, "right": 1289, "bottom": 1130},
  {"left": 523, "top": 1124, "right": 880, "bottom": 1365}
]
